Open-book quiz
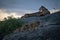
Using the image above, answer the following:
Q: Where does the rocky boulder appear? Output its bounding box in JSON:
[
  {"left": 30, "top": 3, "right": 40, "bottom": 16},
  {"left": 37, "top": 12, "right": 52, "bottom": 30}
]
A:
[{"left": 21, "top": 21, "right": 40, "bottom": 32}]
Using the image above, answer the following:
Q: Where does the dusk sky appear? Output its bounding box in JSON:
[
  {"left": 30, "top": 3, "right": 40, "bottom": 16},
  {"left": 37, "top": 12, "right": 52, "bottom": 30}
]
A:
[{"left": 0, "top": 0, "right": 60, "bottom": 20}]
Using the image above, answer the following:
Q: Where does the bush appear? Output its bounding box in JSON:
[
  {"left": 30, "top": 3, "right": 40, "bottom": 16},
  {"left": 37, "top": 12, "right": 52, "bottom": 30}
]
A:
[{"left": 0, "top": 16, "right": 24, "bottom": 40}]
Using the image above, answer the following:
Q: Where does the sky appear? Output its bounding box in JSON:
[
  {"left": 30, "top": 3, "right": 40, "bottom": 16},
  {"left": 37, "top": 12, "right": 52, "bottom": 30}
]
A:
[{"left": 0, "top": 0, "right": 60, "bottom": 20}]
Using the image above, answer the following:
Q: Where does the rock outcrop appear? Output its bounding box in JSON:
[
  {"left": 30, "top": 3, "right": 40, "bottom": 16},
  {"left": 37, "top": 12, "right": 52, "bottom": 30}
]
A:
[
  {"left": 21, "top": 6, "right": 50, "bottom": 18},
  {"left": 39, "top": 6, "right": 50, "bottom": 15}
]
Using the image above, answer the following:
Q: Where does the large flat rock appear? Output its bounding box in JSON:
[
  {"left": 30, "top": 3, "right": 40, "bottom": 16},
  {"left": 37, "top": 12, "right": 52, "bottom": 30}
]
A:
[{"left": 3, "top": 11, "right": 60, "bottom": 40}]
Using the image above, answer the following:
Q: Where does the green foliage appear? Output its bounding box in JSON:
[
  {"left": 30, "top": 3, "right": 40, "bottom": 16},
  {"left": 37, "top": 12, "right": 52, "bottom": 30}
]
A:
[{"left": 0, "top": 16, "right": 24, "bottom": 35}]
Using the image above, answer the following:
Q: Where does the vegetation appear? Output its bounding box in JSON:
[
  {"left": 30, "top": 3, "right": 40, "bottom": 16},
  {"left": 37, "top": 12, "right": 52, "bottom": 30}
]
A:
[{"left": 0, "top": 16, "right": 24, "bottom": 40}]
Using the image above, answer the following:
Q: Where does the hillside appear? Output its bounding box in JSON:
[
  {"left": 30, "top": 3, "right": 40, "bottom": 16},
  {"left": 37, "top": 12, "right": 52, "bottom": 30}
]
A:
[{"left": 3, "top": 6, "right": 60, "bottom": 40}]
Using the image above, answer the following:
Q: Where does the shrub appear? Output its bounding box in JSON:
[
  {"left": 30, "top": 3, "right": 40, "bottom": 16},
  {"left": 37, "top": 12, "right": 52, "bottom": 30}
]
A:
[{"left": 0, "top": 16, "right": 24, "bottom": 40}]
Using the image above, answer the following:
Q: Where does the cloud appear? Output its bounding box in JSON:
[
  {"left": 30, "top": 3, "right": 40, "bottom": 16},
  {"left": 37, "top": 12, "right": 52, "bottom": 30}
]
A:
[
  {"left": 0, "top": 9, "right": 22, "bottom": 20},
  {"left": 0, "top": 8, "right": 60, "bottom": 21},
  {"left": 0, "top": 9, "right": 36, "bottom": 20},
  {"left": 50, "top": 9, "right": 60, "bottom": 14}
]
